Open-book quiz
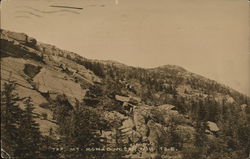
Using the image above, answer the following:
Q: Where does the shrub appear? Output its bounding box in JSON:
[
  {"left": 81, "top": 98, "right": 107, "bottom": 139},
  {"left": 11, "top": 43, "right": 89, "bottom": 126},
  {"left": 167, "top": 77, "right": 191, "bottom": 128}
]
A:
[
  {"left": 41, "top": 113, "right": 48, "bottom": 120},
  {"left": 39, "top": 102, "right": 50, "bottom": 109},
  {"left": 23, "top": 64, "right": 42, "bottom": 78}
]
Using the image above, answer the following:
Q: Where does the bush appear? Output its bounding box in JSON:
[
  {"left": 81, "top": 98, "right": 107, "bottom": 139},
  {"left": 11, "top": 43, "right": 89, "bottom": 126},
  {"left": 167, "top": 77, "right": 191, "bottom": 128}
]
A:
[
  {"left": 41, "top": 113, "right": 48, "bottom": 120},
  {"left": 39, "top": 102, "right": 50, "bottom": 109},
  {"left": 182, "top": 145, "right": 200, "bottom": 159},
  {"left": 23, "top": 64, "right": 42, "bottom": 78}
]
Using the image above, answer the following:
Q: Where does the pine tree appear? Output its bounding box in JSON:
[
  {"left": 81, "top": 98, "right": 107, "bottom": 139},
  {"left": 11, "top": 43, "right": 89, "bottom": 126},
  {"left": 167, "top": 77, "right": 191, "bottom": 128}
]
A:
[
  {"left": 84, "top": 84, "right": 103, "bottom": 107},
  {"left": 194, "top": 99, "right": 208, "bottom": 159},
  {"left": 40, "top": 129, "right": 60, "bottom": 159},
  {"left": 195, "top": 121, "right": 207, "bottom": 159},
  {"left": 18, "top": 97, "right": 42, "bottom": 158},
  {"left": 56, "top": 100, "right": 108, "bottom": 158},
  {"left": 1, "top": 80, "right": 23, "bottom": 157},
  {"left": 52, "top": 94, "right": 72, "bottom": 124}
]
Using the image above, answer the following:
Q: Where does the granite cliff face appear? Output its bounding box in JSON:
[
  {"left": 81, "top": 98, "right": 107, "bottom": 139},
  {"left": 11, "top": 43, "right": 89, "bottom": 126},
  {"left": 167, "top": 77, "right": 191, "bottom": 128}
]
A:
[
  {"left": 1, "top": 30, "right": 100, "bottom": 135},
  {"left": 1, "top": 30, "right": 250, "bottom": 159}
]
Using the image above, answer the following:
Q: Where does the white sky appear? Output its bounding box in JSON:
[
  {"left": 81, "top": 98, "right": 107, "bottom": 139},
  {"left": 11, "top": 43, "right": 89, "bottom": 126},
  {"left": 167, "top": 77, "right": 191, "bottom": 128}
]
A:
[{"left": 1, "top": 0, "right": 250, "bottom": 96}]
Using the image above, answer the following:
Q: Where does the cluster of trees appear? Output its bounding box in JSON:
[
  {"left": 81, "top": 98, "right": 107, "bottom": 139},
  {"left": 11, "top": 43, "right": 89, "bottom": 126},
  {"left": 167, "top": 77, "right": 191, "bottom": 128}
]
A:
[
  {"left": 0, "top": 80, "right": 117, "bottom": 159},
  {"left": 72, "top": 58, "right": 249, "bottom": 105},
  {"left": 46, "top": 93, "right": 123, "bottom": 158},
  {"left": 74, "top": 59, "right": 105, "bottom": 77},
  {"left": 150, "top": 95, "right": 250, "bottom": 159},
  {"left": 93, "top": 60, "right": 250, "bottom": 158},
  {"left": 184, "top": 96, "right": 250, "bottom": 159},
  {"left": 1, "top": 80, "right": 43, "bottom": 158},
  {"left": 53, "top": 101, "right": 106, "bottom": 158},
  {"left": 90, "top": 62, "right": 250, "bottom": 159}
]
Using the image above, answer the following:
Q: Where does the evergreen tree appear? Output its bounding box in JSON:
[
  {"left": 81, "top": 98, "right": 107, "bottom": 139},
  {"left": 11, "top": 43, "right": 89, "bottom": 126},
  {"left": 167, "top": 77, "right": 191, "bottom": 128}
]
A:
[
  {"left": 195, "top": 121, "right": 207, "bottom": 159},
  {"left": 84, "top": 84, "right": 103, "bottom": 107},
  {"left": 40, "top": 129, "right": 60, "bottom": 159},
  {"left": 56, "top": 100, "right": 108, "bottom": 158},
  {"left": 52, "top": 94, "right": 72, "bottom": 124},
  {"left": 194, "top": 99, "right": 208, "bottom": 159},
  {"left": 18, "top": 97, "right": 42, "bottom": 158},
  {"left": 1, "top": 80, "right": 23, "bottom": 157}
]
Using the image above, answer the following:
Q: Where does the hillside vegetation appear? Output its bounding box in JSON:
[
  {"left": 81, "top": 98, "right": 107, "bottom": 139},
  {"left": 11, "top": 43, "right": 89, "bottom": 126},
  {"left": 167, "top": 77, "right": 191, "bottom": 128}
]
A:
[{"left": 1, "top": 29, "right": 250, "bottom": 159}]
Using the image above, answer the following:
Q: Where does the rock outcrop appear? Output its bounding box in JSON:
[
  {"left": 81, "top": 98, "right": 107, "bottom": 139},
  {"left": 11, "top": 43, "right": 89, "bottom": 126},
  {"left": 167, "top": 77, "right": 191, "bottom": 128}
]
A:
[
  {"left": 33, "top": 68, "right": 87, "bottom": 106},
  {"left": 207, "top": 121, "right": 220, "bottom": 132}
]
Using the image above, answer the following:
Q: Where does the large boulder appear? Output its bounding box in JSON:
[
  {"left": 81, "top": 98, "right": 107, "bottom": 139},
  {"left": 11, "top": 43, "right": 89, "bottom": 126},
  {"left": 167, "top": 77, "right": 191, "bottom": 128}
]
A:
[
  {"left": 115, "top": 95, "right": 130, "bottom": 102},
  {"left": 33, "top": 68, "right": 87, "bottom": 105},
  {"left": 121, "top": 118, "right": 135, "bottom": 132},
  {"left": 133, "top": 106, "right": 152, "bottom": 138},
  {"left": 207, "top": 121, "right": 220, "bottom": 132},
  {"left": 129, "top": 96, "right": 142, "bottom": 105},
  {"left": 2, "top": 30, "right": 37, "bottom": 47},
  {"left": 147, "top": 121, "right": 161, "bottom": 146},
  {"left": 157, "top": 104, "right": 175, "bottom": 111},
  {"left": 3, "top": 30, "right": 28, "bottom": 43},
  {"left": 104, "top": 111, "right": 127, "bottom": 124}
]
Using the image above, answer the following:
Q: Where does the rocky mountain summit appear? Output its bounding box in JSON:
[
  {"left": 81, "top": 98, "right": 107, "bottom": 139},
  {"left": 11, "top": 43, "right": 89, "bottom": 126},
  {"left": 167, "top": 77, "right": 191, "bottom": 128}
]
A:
[{"left": 1, "top": 29, "right": 250, "bottom": 159}]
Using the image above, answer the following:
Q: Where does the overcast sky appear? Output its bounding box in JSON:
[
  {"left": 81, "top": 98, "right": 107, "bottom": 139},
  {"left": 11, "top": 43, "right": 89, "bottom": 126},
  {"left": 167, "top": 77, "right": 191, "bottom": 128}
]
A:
[{"left": 1, "top": 0, "right": 249, "bottom": 96}]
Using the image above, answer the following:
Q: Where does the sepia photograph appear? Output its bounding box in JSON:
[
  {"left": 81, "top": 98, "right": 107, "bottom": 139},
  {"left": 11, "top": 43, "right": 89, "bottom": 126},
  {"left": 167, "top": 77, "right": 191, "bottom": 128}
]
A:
[{"left": 1, "top": 0, "right": 250, "bottom": 158}]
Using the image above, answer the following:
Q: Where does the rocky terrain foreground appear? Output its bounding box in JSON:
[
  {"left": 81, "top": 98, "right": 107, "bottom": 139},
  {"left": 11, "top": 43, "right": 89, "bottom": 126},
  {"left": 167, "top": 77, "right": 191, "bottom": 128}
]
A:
[{"left": 1, "top": 29, "right": 250, "bottom": 159}]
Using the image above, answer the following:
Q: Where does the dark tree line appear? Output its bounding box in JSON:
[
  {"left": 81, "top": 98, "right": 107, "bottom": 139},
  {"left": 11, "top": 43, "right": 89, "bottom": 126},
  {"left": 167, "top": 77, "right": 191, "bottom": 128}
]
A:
[
  {"left": 74, "top": 58, "right": 105, "bottom": 77},
  {"left": 1, "top": 80, "right": 43, "bottom": 158},
  {"left": 1, "top": 80, "right": 113, "bottom": 159}
]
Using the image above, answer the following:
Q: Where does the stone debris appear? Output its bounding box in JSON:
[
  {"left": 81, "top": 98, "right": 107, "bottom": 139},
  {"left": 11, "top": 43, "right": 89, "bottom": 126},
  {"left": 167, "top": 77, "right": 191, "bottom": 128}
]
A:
[{"left": 207, "top": 121, "right": 220, "bottom": 132}]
